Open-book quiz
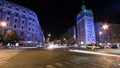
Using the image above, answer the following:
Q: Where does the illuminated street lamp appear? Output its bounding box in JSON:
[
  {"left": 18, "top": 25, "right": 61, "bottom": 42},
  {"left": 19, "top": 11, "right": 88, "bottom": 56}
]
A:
[
  {"left": 63, "top": 38, "right": 66, "bottom": 41},
  {"left": 99, "top": 31, "right": 103, "bottom": 35},
  {"left": 47, "top": 33, "right": 51, "bottom": 43},
  {"left": 0, "top": 21, "right": 7, "bottom": 27},
  {"left": 102, "top": 23, "right": 109, "bottom": 30},
  {"left": 48, "top": 33, "right": 51, "bottom": 37},
  {"left": 101, "top": 23, "right": 110, "bottom": 45}
]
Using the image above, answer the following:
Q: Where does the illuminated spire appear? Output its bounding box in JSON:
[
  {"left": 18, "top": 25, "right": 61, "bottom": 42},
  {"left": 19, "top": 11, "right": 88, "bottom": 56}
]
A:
[{"left": 81, "top": 0, "right": 86, "bottom": 10}]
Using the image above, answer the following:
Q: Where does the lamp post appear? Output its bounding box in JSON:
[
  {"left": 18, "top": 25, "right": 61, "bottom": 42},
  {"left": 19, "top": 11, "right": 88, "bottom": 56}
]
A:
[
  {"left": 0, "top": 21, "right": 7, "bottom": 34},
  {"left": 102, "top": 23, "right": 109, "bottom": 45},
  {"left": 47, "top": 33, "right": 51, "bottom": 43},
  {"left": 0, "top": 21, "right": 7, "bottom": 27},
  {"left": 0, "top": 21, "right": 7, "bottom": 44}
]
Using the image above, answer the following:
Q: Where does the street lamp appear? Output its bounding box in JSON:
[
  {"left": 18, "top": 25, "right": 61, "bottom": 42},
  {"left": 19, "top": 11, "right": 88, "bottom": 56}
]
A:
[
  {"left": 47, "top": 33, "right": 51, "bottom": 43},
  {"left": 99, "top": 31, "right": 103, "bottom": 35},
  {"left": 63, "top": 38, "right": 66, "bottom": 41},
  {"left": 48, "top": 33, "right": 51, "bottom": 37},
  {"left": 0, "top": 21, "right": 7, "bottom": 44},
  {"left": 102, "top": 23, "right": 109, "bottom": 45},
  {"left": 102, "top": 23, "right": 109, "bottom": 30},
  {"left": 0, "top": 21, "right": 7, "bottom": 27}
]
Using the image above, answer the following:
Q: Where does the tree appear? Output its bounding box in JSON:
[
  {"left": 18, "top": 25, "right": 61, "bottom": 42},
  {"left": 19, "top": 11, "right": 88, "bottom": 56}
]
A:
[{"left": 3, "top": 30, "right": 18, "bottom": 45}]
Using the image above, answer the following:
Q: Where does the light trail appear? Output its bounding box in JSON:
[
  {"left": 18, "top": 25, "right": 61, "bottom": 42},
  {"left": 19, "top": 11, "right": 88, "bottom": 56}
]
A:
[{"left": 69, "top": 49, "right": 120, "bottom": 57}]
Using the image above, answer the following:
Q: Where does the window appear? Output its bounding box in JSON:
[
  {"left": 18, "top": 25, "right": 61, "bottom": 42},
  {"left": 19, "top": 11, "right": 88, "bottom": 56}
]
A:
[
  {"left": 21, "top": 31, "right": 24, "bottom": 36},
  {"left": 6, "top": 16, "right": 10, "bottom": 21},
  {"left": 15, "top": 7, "right": 19, "bottom": 11},
  {"left": 21, "top": 26, "right": 24, "bottom": 29},
  {"left": 29, "top": 17, "right": 31, "bottom": 20},
  {"left": 28, "top": 27, "right": 30, "bottom": 31},
  {"left": 15, "top": 18, "right": 18, "bottom": 23},
  {"left": 33, "top": 19, "right": 34, "bottom": 22},
  {"left": 14, "top": 24, "right": 16, "bottom": 28},
  {"left": 23, "top": 15, "right": 25, "bottom": 18},
  {"left": 0, "top": 2, "right": 2, "bottom": 6},
  {"left": 29, "top": 22, "right": 31, "bottom": 25},
  {"left": 29, "top": 12, "right": 32, "bottom": 15},
  {"left": 8, "top": 5, "right": 11, "bottom": 8},
  {"left": 22, "top": 20, "right": 25, "bottom": 24},
  {"left": 7, "top": 11, "right": 11, "bottom": 15},
  {"left": 23, "top": 9, "right": 26, "bottom": 13},
  {"left": 32, "top": 28, "right": 34, "bottom": 31},
  {"left": 15, "top": 13, "right": 18, "bottom": 17}
]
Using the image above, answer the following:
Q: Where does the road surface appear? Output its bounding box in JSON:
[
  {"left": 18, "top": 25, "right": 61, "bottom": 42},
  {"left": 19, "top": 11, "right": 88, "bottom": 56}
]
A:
[{"left": 0, "top": 48, "right": 120, "bottom": 68}]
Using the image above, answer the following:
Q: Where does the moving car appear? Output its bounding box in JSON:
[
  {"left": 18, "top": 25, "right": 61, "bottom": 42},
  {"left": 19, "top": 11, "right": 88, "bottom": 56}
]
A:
[{"left": 86, "top": 44, "right": 101, "bottom": 49}]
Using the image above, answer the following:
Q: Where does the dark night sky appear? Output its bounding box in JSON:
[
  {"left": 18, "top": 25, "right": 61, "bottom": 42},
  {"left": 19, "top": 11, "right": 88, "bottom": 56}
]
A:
[{"left": 7, "top": 0, "right": 120, "bottom": 39}]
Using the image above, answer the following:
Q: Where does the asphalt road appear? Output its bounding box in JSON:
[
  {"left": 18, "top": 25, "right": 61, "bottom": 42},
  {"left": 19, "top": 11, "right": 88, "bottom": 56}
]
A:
[{"left": 0, "top": 48, "right": 120, "bottom": 68}]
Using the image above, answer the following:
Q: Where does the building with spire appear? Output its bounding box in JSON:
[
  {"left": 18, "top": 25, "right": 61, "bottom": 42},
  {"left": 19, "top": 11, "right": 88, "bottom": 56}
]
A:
[{"left": 76, "top": 5, "right": 96, "bottom": 45}]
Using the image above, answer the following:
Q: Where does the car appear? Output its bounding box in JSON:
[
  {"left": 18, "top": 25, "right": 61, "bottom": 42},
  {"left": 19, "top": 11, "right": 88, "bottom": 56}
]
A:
[{"left": 86, "top": 44, "right": 101, "bottom": 49}]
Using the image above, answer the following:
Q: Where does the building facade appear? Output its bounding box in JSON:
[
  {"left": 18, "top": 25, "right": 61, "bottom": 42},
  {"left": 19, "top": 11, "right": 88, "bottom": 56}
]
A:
[
  {"left": 76, "top": 5, "right": 96, "bottom": 45},
  {"left": 95, "top": 22, "right": 120, "bottom": 45},
  {"left": 60, "top": 26, "right": 77, "bottom": 46},
  {"left": 0, "top": 0, "right": 44, "bottom": 46}
]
